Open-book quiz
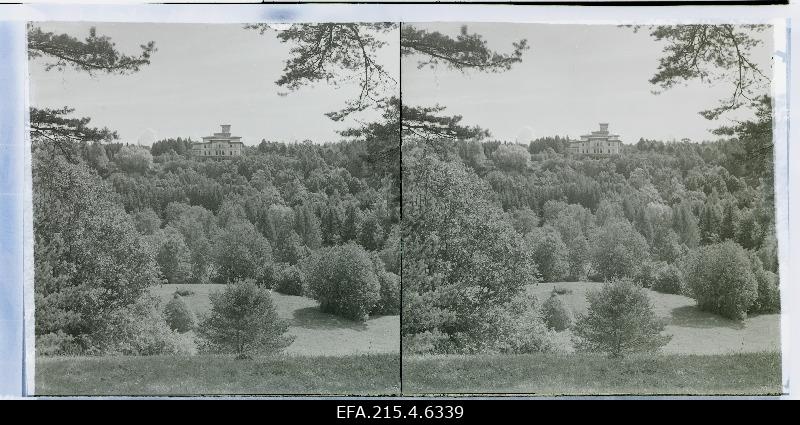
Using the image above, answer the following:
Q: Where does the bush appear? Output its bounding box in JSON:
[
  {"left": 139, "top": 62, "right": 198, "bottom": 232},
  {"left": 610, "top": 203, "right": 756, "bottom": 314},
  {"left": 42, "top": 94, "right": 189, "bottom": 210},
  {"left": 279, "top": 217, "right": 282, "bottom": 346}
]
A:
[
  {"left": 652, "top": 263, "right": 683, "bottom": 295},
  {"left": 92, "top": 295, "right": 193, "bottom": 356},
  {"left": 572, "top": 278, "right": 671, "bottom": 358},
  {"left": 257, "top": 262, "right": 277, "bottom": 289},
  {"left": 36, "top": 331, "right": 81, "bottom": 356},
  {"left": 551, "top": 286, "right": 572, "bottom": 296},
  {"left": 495, "top": 295, "right": 556, "bottom": 354},
  {"left": 403, "top": 330, "right": 449, "bottom": 355},
  {"left": 305, "top": 243, "right": 380, "bottom": 321},
  {"left": 164, "top": 295, "right": 196, "bottom": 333},
  {"left": 274, "top": 264, "right": 306, "bottom": 296},
  {"left": 749, "top": 255, "right": 780, "bottom": 314},
  {"left": 174, "top": 288, "right": 195, "bottom": 297},
  {"left": 634, "top": 260, "right": 664, "bottom": 288},
  {"left": 197, "top": 279, "right": 294, "bottom": 358},
  {"left": 542, "top": 294, "right": 574, "bottom": 331},
  {"left": 682, "top": 241, "right": 758, "bottom": 320},
  {"left": 372, "top": 270, "right": 400, "bottom": 315}
]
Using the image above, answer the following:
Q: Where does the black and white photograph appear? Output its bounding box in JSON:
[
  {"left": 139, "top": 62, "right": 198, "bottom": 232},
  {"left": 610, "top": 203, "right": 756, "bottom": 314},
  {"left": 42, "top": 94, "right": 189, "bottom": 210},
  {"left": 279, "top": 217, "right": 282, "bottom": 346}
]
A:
[
  {"left": 28, "top": 22, "right": 401, "bottom": 395},
  {"left": 400, "top": 23, "right": 783, "bottom": 394},
  {"left": 0, "top": 3, "right": 796, "bottom": 403}
]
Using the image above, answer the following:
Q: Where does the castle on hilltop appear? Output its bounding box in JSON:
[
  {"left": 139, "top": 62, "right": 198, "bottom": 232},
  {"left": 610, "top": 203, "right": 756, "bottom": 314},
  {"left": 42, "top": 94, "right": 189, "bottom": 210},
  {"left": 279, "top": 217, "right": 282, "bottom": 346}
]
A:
[
  {"left": 568, "top": 123, "right": 622, "bottom": 156},
  {"left": 191, "top": 124, "right": 243, "bottom": 158}
]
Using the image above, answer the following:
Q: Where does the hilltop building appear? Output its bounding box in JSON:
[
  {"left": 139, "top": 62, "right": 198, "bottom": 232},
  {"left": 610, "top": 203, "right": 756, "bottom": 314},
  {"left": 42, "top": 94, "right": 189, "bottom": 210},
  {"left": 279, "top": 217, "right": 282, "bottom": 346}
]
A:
[
  {"left": 568, "top": 123, "right": 622, "bottom": 156},
  {"left": 192, "top": 124, "right": 243, "bottom": 158}
]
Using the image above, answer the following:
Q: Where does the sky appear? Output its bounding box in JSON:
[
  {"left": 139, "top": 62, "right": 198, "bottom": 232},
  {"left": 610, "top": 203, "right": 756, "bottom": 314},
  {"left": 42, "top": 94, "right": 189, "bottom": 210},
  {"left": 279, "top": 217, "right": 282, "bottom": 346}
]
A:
[
  {"left": 29, "top": 23, "right": 399, "bottom": 145},
  {"left": 402, "top": 23, "right": 775, "bottom": 144}
]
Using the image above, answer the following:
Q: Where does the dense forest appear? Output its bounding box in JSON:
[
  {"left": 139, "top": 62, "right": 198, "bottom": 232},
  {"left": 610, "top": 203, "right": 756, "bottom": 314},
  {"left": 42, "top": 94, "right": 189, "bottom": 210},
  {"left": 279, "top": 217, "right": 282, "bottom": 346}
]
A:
[
  {"left": 34, "top": 135, "right": 401, "bottom": 354},
  {"left": 402, "top": 95, "right": 780, "bottom": 355}
]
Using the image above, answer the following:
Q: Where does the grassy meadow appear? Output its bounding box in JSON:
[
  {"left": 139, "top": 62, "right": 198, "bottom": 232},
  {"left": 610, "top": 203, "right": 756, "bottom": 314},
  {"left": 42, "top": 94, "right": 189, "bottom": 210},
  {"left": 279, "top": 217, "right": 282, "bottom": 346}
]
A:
[
  {"left": 402, "top": 281, "right": 781, "bottom": 395},
  {"left": 151, "top": 284, "right": 400, "bottom": 356},
  {"left": 527, "top": 282, "right": 780, "bottom": 355},
  {"left": 37, "top": 353, "right": 400, "bottom": 395},
  {"left": 403, "top": 352, "right": 782, "bottom": 395},
  {"left": 36, "top": 283, "right": 400, "bottom": 395}
]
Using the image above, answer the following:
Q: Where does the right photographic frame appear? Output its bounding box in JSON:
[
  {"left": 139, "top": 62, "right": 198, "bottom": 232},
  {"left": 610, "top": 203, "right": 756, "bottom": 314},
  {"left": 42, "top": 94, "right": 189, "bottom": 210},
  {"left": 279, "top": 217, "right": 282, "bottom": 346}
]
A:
[{"left": 400, "top": 22, "right": 785, "bottom": 395}]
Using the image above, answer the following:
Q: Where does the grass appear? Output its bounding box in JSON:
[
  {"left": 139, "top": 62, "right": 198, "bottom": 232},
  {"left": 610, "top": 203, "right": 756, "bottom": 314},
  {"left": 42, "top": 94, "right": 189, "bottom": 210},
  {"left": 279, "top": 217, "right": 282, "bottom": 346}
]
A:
[
  {"left": 36, "top": 353, "right": 400, "bottom": 396},
  {"left": 529, "top": 282, "right": 780, "bottom": 355},
  {"left": 400, "top": 282, "right": 782, "bottom": 395},
  {"left": 35, "top": 284, "right": 400, "bottom": 395},
  {"left": 403, "top": 352, "right": 782, "bottom": 395},
  {"left": 152, "top": 283, "right": 399, "bottom": 356}
]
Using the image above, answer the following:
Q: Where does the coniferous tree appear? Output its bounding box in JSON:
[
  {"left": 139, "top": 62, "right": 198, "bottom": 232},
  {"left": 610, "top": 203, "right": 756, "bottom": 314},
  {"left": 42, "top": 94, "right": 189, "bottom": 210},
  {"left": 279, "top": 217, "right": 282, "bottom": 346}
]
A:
[{"left": 197, "top": 279, "right": 294, "bottom": 359}]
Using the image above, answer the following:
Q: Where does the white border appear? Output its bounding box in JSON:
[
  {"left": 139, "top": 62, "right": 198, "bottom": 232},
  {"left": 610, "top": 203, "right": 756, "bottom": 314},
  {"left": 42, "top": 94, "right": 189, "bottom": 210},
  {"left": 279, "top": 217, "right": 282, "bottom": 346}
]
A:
[
  {"left": 1, "top": 3, "right": 795, "bottom": 399},
  {"left": 772, "top": 19, "right": 791, "bottom": 398}
]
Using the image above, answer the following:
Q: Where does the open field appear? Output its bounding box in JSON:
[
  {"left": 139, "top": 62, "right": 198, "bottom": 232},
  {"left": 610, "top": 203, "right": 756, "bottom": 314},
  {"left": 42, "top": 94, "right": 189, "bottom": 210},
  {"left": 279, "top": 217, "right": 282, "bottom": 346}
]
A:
[
  {"left": 527, "top": 282, "right": 780, "bottom": 355},
  {"left": 403, "top": 352, "right": 782, "bottom": 395},
  {"left": 401, "top": 282, "right": 782, "bottom": 394},
  {"left": 35, "top": 284, "right": 400, "bottom": 395},
  {"left": 36, "top": 353, "right": 400, "bottom": 395},
  {"left": 152, "top": 284, "right": 399, "bottom": 356}
]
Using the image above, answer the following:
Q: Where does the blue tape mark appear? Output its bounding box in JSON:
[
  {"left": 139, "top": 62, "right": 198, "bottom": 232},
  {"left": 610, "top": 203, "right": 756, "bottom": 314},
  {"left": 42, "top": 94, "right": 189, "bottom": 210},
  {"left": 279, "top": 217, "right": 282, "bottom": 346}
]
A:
[{"left": 0, "top": 21, "right": 25, "bottom": 398}]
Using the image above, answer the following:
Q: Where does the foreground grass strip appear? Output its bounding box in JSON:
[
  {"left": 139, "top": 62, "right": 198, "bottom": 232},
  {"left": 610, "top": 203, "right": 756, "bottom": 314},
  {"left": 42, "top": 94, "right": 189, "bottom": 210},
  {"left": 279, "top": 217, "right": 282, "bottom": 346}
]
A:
[
  {"left": 403, "top": 351, "right": 782, "bottom": 395},
  {"left": 37, "top": 353, "right": 400, "bottom": 396}
]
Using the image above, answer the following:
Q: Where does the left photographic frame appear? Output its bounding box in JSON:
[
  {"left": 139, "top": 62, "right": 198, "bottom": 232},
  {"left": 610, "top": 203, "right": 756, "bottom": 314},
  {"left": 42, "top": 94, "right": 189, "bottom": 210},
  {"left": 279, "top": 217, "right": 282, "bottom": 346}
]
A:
[{"left": 27, "top": 21, "right": 401, "bottom": 396}]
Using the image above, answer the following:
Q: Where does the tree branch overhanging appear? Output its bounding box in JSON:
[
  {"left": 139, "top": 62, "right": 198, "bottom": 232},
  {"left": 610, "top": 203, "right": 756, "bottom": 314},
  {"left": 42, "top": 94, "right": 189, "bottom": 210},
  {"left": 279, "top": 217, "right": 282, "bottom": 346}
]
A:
[
  {"left": 632, "top": 24, "right": 770, "bottom": 120},
  {"left": 28, "top": 25, "right": 156, "bottom": 75}
]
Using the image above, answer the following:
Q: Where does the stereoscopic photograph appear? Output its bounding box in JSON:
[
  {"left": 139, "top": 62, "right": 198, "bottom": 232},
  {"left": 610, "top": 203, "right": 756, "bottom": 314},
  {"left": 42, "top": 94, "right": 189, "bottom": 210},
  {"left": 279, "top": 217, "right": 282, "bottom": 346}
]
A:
[
  {"left": 29, "top": 22, "right": 400, "bottom": 395},
  {"left": 25, "top": 18, "right": 785, "bottom": 398},
  {"left": 400, "top": 23, "right": 782, "bottom": 395}
]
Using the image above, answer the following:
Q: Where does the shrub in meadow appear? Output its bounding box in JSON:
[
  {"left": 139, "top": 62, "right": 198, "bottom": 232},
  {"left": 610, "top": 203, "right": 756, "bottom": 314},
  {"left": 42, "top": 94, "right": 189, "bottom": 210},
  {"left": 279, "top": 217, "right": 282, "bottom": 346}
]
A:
[
  {"left": 93, "top": 295, "right": 192, "bottom": 356},
  {"left": 197, "top": 279, "right": 294, "bottom": 359},
  {"left": 682, "top": 240, "right": 758, "bottom": 320},
  {"left": 551, "top": 286, "right": 573, "bottom": 296},
  {"left": 274, "top": 264, "right": 306, "bottom": 296},
  {"left": 495, "top": 294, "right": 556, "bottom": 354},
  {"left": 305, "top": 243, "right": 380, "bottom": 321},
  {"left": 164, "top": 294, "right": 196, "bottom": 333},
  {"left": 542, "top": 293, "right": 574, "bottom": 331},
  {"left": 652, "top": 263, "right": 683, "bottom": 295},
  {"left": 174, "top": 287, "right": 195, "bottom": 297},
  {"left": 572, "top": 278, "right": 671, "bottom": 358}
]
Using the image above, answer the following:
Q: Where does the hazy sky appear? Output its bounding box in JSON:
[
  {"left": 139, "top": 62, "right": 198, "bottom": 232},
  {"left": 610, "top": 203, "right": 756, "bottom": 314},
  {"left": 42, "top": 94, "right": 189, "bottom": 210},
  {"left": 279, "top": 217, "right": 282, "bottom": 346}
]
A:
[
  {"left": 29, "top": 23, "right": 399, "bottom": 145},
  {"left": 402, "top": 23, "right": 774, "bottom": 143}
]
